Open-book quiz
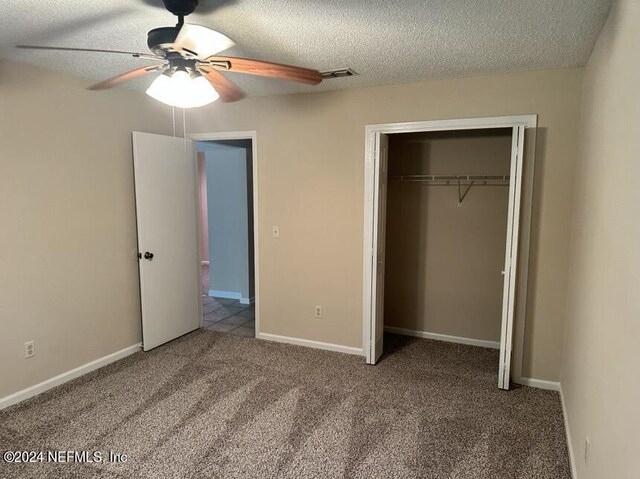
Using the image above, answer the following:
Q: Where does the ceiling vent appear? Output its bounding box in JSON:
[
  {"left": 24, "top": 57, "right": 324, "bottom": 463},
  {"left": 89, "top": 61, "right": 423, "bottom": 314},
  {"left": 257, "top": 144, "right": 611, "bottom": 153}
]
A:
[{"left": 320, "top": 68, "right": 358, "bottom": 79}]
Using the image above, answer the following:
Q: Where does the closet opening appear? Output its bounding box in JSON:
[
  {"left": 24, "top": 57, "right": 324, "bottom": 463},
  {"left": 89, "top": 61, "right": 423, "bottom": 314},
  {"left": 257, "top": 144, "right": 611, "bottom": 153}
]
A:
[
  {"left": 384, "top": 128, "right": 511, "bottom": 354},
  {"left": 362, "top": 116, "right": 536, "bottom": 390}
]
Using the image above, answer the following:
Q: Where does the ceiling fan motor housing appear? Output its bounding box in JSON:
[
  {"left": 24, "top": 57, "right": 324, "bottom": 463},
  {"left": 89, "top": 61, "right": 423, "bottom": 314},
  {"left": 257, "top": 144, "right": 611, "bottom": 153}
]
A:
[{"left": 147, "top": 27, "right": 180, "bottom": 55}]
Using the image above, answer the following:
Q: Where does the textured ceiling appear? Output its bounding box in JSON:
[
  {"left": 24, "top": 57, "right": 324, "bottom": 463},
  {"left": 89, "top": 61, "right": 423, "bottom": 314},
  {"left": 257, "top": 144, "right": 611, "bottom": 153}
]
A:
[{"left": 0, "top": 0, "right": 612, "bottom": 97}]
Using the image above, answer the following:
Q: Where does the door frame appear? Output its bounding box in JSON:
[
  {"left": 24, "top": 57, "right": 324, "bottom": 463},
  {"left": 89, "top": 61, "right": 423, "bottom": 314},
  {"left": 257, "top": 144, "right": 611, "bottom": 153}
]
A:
[
  {"left": 189, "top": 131, "right": 260, "bottom": 336},
  {"left": 362, "top": 115, "right": 537, "bottom": 386}
]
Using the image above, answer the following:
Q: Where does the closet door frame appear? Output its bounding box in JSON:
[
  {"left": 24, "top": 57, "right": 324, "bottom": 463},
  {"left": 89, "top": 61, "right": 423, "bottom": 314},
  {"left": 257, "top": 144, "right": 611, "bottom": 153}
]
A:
[{"left": 362, "top": 115, "right": 537, "bottom": 389}]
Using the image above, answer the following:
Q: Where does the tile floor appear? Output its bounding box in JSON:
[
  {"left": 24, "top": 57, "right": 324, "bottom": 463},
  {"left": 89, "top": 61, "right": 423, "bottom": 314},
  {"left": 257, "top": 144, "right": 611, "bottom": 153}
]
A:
[{"left": 202, "top": 296, "right": 255, "bottom": 337}]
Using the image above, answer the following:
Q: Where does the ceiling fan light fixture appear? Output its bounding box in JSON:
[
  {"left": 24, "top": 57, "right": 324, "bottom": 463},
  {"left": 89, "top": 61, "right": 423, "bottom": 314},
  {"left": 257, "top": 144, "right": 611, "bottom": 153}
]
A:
[{"left": 146, "top": 69, "right": 219, "bottom": 108}]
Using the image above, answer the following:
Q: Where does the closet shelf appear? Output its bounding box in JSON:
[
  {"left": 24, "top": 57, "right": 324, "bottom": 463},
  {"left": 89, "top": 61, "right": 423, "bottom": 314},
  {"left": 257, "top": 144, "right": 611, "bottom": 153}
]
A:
[{"left": 388, "top": 174, "right": 510, "bottom": 185}]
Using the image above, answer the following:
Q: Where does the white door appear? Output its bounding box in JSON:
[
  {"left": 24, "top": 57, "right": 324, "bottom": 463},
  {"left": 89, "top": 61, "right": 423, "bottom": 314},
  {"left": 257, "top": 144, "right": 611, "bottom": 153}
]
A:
[
  {"left": 132, "top": 132, "right": 201, "bottom": 351},
  {"left": 498, "top": 126, "right": 526, "bottom": 389},
  {"left": 370, "top": 133, "right": 389, "bottom": 363}
]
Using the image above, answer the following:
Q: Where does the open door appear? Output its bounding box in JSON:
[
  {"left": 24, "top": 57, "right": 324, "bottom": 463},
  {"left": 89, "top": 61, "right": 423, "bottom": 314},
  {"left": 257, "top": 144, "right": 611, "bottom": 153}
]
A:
[
  {"left": 132, "top": 132, "right": 201, "bottom": 351},
  {"left": 498, "top": 125, "right": 526, "bottom": 389},
  {"left": 369, "top": 133, "right": 389, "bottom": 363}
]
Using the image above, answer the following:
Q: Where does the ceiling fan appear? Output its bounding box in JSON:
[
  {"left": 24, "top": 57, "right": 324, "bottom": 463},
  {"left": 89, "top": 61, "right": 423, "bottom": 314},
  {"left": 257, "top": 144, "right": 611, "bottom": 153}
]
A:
[{"left": 16, "top": 0, "right": 323, "bottom": 108}]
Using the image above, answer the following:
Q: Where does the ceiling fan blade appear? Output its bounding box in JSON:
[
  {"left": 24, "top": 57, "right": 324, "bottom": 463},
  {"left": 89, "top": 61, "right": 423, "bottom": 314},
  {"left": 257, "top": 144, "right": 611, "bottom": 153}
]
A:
[
  {"left": 88, "top": 64, "right": 166, "bottom": 90},
  {"left": 16, "top": 45, "right": 162, "bottom": 60},
  {"left": 198, "top": 66, "right": 245, "bottom": 102},
  {"left": 205, "top": 56, "right": 322, "bottom": 85},
  {"left": 173, "top": 24, "right": 235, "bottom": 59}
]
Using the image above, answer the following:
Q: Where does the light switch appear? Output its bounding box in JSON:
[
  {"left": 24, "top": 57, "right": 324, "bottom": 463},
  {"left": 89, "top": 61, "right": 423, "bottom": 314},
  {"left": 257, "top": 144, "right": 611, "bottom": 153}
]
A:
[{"left": 272, "top": 226, "right": 280, "bottom": 238}]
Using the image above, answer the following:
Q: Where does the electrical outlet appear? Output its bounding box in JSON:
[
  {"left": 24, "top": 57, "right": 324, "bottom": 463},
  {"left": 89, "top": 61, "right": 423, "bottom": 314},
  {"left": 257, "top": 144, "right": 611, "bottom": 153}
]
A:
[
  {"left": 272, "top": 226, "right": 280, "bottom": 238},
  {"left": 314, "top": 305, "right": 322, "bottom": 319},
  {"left": 584, "top": 437, "right": 590, "bottom": 465},
  {"left": 25, "top": 340, "right": 35, "bottom": 359}
]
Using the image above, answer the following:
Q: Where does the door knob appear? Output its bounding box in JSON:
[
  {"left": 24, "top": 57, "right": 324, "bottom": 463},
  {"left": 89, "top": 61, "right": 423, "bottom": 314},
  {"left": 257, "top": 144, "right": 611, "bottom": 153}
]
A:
[{"left": 144, "top": 251, "right": 154, "bottom": 260}]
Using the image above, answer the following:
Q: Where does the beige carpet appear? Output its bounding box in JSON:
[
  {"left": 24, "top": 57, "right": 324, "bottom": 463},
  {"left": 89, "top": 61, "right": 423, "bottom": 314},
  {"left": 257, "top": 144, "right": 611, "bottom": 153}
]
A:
[{"left": 0, "top": 331, "right": 570, "bottom": 478}]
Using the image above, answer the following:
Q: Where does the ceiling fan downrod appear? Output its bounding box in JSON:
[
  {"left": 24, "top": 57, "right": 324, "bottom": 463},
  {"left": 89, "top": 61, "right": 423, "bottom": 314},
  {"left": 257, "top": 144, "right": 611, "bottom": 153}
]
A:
[{"left": 161, "top": 0, "right": 199, "bottom": 25}]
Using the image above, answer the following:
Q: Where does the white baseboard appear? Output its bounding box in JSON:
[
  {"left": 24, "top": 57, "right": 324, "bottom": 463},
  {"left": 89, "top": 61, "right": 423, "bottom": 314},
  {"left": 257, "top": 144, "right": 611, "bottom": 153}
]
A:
[
  {"left": 257, "top": 332, "right": 364, "bottom": 356},
  {"left": 385, "top": 326, "right": 500, "bottom": 350},
  {"left": 512, "top": 377, "right": 561, "bottom": 391},
  {"left": 209, "top": 291, "right": 254, "bottom": 305},
  {"left": 209, "top": 289, "right": 242, "bottom": 300},
  {"left": 560, "top": 385, "right": 578, "bottom": 478},
  {"left": 0, "top": 343, "right": 142, "bottom": 410}
]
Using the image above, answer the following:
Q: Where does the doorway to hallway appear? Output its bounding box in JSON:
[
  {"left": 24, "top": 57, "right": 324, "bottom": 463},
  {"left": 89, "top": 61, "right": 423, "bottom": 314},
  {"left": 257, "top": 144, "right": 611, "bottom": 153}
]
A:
[{"left": 196, "top": 136, "right": 257, "bottom": 338}]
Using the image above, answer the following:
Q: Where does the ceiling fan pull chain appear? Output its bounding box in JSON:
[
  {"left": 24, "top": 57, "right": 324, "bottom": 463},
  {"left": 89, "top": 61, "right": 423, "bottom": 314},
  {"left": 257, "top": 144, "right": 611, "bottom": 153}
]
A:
[
  {"left": 172, "top": 106, "right": 176, "bottom": 137},
  {"left": 183, "top": 108, "right": 187, "bottom": 150}
]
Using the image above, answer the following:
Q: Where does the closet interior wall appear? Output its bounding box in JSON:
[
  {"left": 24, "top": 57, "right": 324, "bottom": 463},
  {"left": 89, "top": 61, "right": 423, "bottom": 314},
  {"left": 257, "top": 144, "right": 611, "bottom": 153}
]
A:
[{"left": 384, "top": 128, "right": 512, "bottom": 344}]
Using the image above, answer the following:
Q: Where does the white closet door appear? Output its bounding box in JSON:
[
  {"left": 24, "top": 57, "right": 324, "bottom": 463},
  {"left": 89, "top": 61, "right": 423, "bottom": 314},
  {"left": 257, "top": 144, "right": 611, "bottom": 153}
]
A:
[
  {"left": 370, "top": 133, "right": 389, "bottom": 363},
  {"left": 498, "top": 126, "right": 526, "bottom": 389},
  {"left": 132, "top": 132, "right": 201, "bottom": 351}
]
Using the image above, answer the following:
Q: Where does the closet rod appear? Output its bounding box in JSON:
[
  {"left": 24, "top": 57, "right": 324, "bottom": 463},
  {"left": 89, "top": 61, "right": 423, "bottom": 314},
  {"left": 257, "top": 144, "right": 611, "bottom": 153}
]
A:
[{"left": 389, "top": 174, "right": 510, "bottom": 182}]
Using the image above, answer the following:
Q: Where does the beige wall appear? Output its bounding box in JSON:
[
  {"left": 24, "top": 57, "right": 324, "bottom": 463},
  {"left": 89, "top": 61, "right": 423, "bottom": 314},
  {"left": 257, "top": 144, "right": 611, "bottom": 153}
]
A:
[
  {"left": 0, "top": 61, "right": 171, "bottom": 398},
  {"left": 189, "top": 66, "right": 583, "bottom": 381},
  {"left": 384, "top": 130, "right": 511, "bottom": 342},
  {"left": 561, "top": 0, "right": 640, "bottom": 477},
  {"left": 0, "top": 61, "right": 583, "bottom": 400}
]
